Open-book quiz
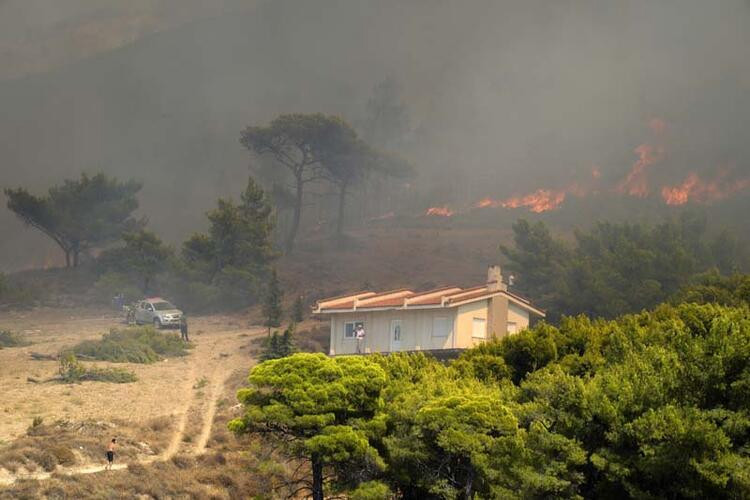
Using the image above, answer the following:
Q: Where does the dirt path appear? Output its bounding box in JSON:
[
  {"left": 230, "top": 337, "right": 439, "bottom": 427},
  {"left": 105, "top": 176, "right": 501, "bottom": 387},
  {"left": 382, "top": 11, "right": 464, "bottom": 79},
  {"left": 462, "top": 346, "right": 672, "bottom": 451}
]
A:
[
  {"left": 0, "top": 315, "right": 262, "bottom": 487},
  {"left": 0, "top": 358, "right": 231, "bottom": 487},
  {"left": 161, "top": 362, "right": 198, "bottom": 460},
  {"left": 193, "top": 366, "right": 227, "bottom": 455}
]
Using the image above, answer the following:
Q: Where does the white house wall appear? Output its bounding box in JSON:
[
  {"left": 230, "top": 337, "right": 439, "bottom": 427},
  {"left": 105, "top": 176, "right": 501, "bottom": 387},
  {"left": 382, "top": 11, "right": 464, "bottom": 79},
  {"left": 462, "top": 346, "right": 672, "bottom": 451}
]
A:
[
  {"left": 326, "top": 298, "right": 531, "bottom": 355},
  {"left": 329, "top": 308, "right": 459, "bottom": 355}
]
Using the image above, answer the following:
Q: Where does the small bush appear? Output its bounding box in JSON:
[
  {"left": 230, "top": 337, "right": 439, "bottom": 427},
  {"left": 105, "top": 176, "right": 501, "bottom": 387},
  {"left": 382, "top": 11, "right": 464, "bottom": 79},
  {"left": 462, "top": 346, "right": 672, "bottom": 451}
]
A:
[
  {"left": 27, "top": 416, "right": 45, "bottom": 435},
  {"left": 71, "top": 326, "right": 190, "bottom": 363},
  {"left": 59, "top": 352, "right": 87, "bottom": 382},
  {"left": 85, "top": 366, "right": 138, "bottom": 383},
  {"left": 59, "top": 352, "right": 137, "bottom": 384},
  {"left": 39, "top": 452, "right": 58, "bottom": 472},
  {"left": 147, "top": 416, "right": 171, "bottom": 432},
  {"left": 171, "top": 454, "right": 195, "bottom": 469},
  {"left": 0, "top": 330, "right": 31, "bottom": 348},
  {"left": 49, "top": 445, "right": 76, "bottom": 466}
]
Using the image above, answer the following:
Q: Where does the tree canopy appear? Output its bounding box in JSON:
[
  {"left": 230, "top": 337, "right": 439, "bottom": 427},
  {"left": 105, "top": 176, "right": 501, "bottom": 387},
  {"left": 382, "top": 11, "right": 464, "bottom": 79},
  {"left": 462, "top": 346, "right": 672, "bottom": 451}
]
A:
[
  {"left": 240, "top": 113, "right": 357, "bottom": 251},
  {"left": 501, "top": 215, "right": 749, "bottom": 321},
  {"left": 262, "top": 268, "right": 283, "bottom": 331},
  {"left": 5, "top": 173, "right": 143, "bottom": 267},
  {"left": 177, "top": 176, "right": 276, "bottom": 309},
  {"left": 97, "top": 229, "right": 172, "bottom": 293}
]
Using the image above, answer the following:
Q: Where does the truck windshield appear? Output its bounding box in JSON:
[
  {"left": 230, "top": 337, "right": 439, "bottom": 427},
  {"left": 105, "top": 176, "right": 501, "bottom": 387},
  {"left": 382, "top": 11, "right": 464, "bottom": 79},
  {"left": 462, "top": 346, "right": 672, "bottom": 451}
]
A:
[{"left": 153, "top": 301, "right": 176, "bottom": 311}]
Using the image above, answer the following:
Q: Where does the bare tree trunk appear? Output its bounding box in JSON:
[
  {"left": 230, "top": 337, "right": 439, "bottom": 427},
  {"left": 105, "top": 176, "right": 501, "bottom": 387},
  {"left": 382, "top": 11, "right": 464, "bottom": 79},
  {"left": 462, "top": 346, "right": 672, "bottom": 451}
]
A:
[
  {"left": 286, "top": 176, "right": 303, "bottom": 253},
  {"left": 336, "top": 182, "right": 348, "bottom": 236},
  {"left": 311, "top": 455, "right": 324, "bottom": 500}
]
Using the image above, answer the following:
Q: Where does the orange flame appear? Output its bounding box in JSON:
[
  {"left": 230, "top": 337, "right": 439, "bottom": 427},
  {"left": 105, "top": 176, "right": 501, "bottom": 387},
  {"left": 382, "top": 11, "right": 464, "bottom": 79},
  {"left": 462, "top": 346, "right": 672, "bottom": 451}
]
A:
[
  {"left": 474, "top": 181, "right": 589, "bottom": 214},
  {"left": 661, "top": 171, "right": 750, "bottom": 205},
  {"left": 500, "top": 189, "right": 568, "bottom": 213},
  {"left": 616, "top": 143, "right": 665, "bottom": 197},
  {"left": 425, "top": 206, "right": 454, "bottom": 217},
  {"left": 474, "top": 197, "right": 501, "bottom": 209}
]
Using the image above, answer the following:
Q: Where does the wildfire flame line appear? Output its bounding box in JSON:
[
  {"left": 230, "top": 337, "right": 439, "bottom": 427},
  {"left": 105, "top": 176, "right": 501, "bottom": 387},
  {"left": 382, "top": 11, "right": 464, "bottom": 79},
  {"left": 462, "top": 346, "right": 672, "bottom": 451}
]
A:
[
  {"left": 661, "top": 171, "right": 750, "bottom": 206},
  {"left": 615, "top": 143, "right": 665, "bottom": 197},
  {"left": 423, "top": 119, "right": 748, "bottom": 216}
]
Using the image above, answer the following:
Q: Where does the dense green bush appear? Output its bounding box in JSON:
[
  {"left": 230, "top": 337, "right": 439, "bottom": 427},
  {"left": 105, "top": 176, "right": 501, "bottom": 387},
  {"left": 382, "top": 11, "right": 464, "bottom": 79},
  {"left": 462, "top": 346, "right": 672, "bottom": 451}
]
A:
[
  {"left": 232, "top": 282, "right": 750, "bottom": 499},
  {"left": 71, "top": 326, "right": 190, "bottom": 363}
]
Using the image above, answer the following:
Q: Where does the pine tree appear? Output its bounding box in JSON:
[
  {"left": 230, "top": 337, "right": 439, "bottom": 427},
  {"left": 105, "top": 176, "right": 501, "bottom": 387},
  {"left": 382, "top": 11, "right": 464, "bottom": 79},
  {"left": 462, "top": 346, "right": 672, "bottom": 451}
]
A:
[
  {"left": 263, "top": 269, "right": 283, "bottom": 334},
  {"left": 291, "top": 295, "right": 305, "bottom": 323},
  {"left": 260, "top": 331, "right": 281, "bottom": 361},
  {"left": 280, "top": 323, "right": 297, "bottom": 357}
]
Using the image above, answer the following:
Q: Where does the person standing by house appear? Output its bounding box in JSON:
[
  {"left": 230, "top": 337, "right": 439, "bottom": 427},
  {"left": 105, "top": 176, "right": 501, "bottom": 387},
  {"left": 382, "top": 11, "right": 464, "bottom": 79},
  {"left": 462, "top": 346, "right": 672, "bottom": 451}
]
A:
[
  {"left": 105, "top": 438, "right": 116, "bottom": 470},
  {"left": 180, "top": 315, "right": 189, "bottom": 342},
  {"left": 355, "top": 324, "right": 366, "bottom": 354}
]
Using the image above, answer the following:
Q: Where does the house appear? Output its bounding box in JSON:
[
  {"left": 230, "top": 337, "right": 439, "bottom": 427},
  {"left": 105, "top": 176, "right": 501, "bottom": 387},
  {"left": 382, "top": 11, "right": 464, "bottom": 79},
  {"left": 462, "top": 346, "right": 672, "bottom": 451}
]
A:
[{"left": 313, "top": 266, "right": 545, "bottom": 355}]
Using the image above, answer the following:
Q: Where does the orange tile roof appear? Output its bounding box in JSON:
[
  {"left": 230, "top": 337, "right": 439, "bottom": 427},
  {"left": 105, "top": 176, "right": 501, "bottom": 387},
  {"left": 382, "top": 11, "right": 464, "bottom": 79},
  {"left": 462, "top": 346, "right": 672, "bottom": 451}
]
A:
[
  {"left": 446, "top": 289, "right": 499, "bottom": 304},
  {"left": 313, "top": 284, "right": 544, "bottom": 316}
]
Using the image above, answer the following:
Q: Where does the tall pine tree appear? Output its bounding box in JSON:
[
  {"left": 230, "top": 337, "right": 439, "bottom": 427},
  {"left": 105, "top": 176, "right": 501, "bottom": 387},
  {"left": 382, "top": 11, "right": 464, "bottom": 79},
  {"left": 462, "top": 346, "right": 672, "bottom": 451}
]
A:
[
  {"left": 263, "top": 268, "right": 283, "bottom": 334},
  {"left": 291, "top": 295, "right": 305, "bottom": 323}
]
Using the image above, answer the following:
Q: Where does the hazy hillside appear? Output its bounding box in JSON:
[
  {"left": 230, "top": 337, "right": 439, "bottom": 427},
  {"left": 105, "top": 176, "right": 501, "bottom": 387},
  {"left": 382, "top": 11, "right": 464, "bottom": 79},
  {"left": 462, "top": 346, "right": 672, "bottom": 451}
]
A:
[{"left": 2, "top": 0, "right": 749, "bottom": 271}]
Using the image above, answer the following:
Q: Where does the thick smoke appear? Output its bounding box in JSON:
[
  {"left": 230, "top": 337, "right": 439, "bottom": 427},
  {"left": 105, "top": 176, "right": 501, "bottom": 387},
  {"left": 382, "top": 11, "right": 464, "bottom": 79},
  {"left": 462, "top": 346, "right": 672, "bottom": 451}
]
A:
[{"left": 1, "top": 0, "right": 749, "bottom": 270}]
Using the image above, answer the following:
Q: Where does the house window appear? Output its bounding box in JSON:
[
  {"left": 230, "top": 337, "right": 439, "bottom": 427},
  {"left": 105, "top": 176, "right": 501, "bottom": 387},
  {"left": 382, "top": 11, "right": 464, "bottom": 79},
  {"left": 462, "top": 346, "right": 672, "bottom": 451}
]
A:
[
  {"left": 472, "top": 317, "right": 486, "bottom": 339},
  {"left": 507, "top": 322, "right": 518, "bottom": 334},
  {"left": 344, "top": 321, "right": 364, "bottom": 340},
  {"left": 432, "top": 316, "right": 451, "bottom": 338}
]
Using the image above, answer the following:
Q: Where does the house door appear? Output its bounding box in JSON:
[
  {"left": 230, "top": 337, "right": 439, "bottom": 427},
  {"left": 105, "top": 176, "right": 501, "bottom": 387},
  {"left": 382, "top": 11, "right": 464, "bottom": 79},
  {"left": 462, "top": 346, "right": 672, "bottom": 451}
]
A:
[{"left": 389, "top": 320, "right": 402, "bottom": 351}]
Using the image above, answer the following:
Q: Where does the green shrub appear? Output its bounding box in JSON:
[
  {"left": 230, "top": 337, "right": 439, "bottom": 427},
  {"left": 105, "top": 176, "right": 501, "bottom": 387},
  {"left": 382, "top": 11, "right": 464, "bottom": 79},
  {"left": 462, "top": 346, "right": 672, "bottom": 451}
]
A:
[
  {"left": 58, "top": 352, "right": 137, "bottom": 383},
  {"left": 59, "top": 353, "right": 87, "bottom": 383},
  {"left": 84, "top": 366, "right": 138, "bottom": 383},
  {"left": 0, "top": 330, "right": 31, "bottom": 348},
  {"left": 71, "top": 326, "right": 190, "bottom": 363},
  {"left": 350, "top": 481, "right": 392, "bottom": 500}
]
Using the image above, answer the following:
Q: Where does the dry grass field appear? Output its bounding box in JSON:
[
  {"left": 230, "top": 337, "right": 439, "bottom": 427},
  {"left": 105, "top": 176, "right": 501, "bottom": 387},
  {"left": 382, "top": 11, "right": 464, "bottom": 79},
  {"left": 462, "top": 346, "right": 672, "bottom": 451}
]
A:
[{"left": 0, "top": 307, "right": 265, "bottom": 490}]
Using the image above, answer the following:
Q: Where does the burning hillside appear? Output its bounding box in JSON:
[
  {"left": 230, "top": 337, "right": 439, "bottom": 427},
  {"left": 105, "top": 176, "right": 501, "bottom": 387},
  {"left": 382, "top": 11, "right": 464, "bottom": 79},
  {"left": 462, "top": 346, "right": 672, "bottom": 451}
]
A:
[
  {"left": 423, "top": 118, "right": 748, "bottom": 217},
  {"left": 662, "top": 170, "right": 750, "bottom": 206}
]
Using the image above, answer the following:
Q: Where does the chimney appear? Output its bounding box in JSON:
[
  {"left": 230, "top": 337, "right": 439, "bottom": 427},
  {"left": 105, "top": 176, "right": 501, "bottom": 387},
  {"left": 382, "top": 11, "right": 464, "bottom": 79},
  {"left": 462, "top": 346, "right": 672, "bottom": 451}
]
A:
[{"left": 486, "top": 265, "right": 507, "bottom": 291}]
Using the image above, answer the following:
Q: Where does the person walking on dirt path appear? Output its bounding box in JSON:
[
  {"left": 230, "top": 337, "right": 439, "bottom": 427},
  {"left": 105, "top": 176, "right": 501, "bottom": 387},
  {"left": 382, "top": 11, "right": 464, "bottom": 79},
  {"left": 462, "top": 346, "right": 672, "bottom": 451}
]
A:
[
  {"left": 180, "top": 315, "right": 189, "bottom": 342},
  {"left": 105, "top": 438, "right": 116, "bottom": 470}
]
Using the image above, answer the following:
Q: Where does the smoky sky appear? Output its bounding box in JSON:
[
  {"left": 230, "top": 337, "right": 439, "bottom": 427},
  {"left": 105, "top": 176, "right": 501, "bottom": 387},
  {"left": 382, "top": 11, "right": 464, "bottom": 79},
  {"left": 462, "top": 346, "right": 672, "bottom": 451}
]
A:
[{"left": 1, "top": 0, "right": 749, "bottom": 271}]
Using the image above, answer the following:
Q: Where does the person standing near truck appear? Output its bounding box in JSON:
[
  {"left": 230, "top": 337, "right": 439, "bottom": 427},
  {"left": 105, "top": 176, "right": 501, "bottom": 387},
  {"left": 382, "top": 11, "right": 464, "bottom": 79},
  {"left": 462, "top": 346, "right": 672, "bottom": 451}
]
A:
[{"left": 180, "top": 315, "right": 189, "bottom": 342}]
